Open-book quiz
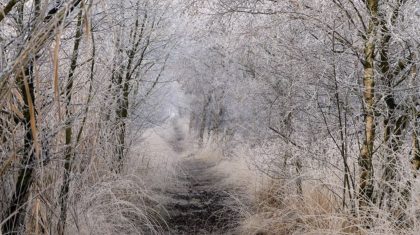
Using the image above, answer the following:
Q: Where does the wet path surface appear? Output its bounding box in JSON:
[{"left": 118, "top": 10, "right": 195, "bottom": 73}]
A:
[{"left": 163, "top": 158, "right": 240, "bottom": 234}]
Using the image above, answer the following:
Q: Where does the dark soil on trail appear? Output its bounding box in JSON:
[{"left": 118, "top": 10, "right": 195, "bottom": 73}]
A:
[
  {"left": 163, "top": 159, "right": 241, "bottom": 234},
  {"left": 160, "top": 121, "right": 241, "bottom": 234}
]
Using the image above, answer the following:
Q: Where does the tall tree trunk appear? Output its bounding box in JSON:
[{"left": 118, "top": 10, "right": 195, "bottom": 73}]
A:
[
  {"left": 76, "top": 27, "right": 96, "bottom": 174},
  {"left": 57, "top": 9, "right": 83, "bottom": 235},
  {"left": 375, "top": 1, "right": 412, "bottom": 225},
  {"left": 358, "top": 0, "right": 378, "bottom": 212}
]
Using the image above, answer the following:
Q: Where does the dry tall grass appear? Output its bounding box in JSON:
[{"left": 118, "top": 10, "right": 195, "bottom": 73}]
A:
[
  {"left": 205, "top": 143, "right": 420, "bottom": 235},
  {"left": 33, "top": 119, "right": 187, "bottom": 234}
]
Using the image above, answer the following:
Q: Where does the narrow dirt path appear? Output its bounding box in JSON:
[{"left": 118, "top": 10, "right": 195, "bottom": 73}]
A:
[
  {"left": 163, "top": 158, "right": 240, "bottom": 234},
  {"left": 158, "top": 120, "right": 241, "bottom": 234}
]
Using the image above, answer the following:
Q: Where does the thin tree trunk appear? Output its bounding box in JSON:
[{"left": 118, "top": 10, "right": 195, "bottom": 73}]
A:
[
  {"left": 114, "top": 9, "right": 148, "bottom": 172},
  {"left": 76, "top": 26, "right": 96, "bottom": 174},
  {"left": 411, "top": 58, "right": 420, "bottom": 174},
  {"left": 57, "top": 9, "right": 83, "bottom": 235},
  {"left": 189, "top": 112, "right": 196, "bottom": 134},
  {"left": 2, "top": 1, "right": 40, "bottom": 232},
  {"left": 3, "top": 65, "right": 36, "bottom": 234},
  {"left": 115, "top": 79, "right": 130, "bottom": 172},
  {"left": 199, "top": 96, "right": 211, "bottom": 146}
]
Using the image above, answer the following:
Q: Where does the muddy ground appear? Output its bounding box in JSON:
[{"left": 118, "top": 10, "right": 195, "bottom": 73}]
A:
[
  {"left": 163, "top": 158, "right": 241, "bottom": 234},
  {"left": 156, "top": 121, "right": 242, "bottom": 234}
]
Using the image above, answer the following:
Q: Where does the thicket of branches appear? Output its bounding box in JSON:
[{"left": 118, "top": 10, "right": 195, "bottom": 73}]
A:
[
  {"left": 182, "top": 0, "right": 420, "bottom": 232},
  {"left": 0, "top": 0, "right": 175, "bottom": 234}
]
